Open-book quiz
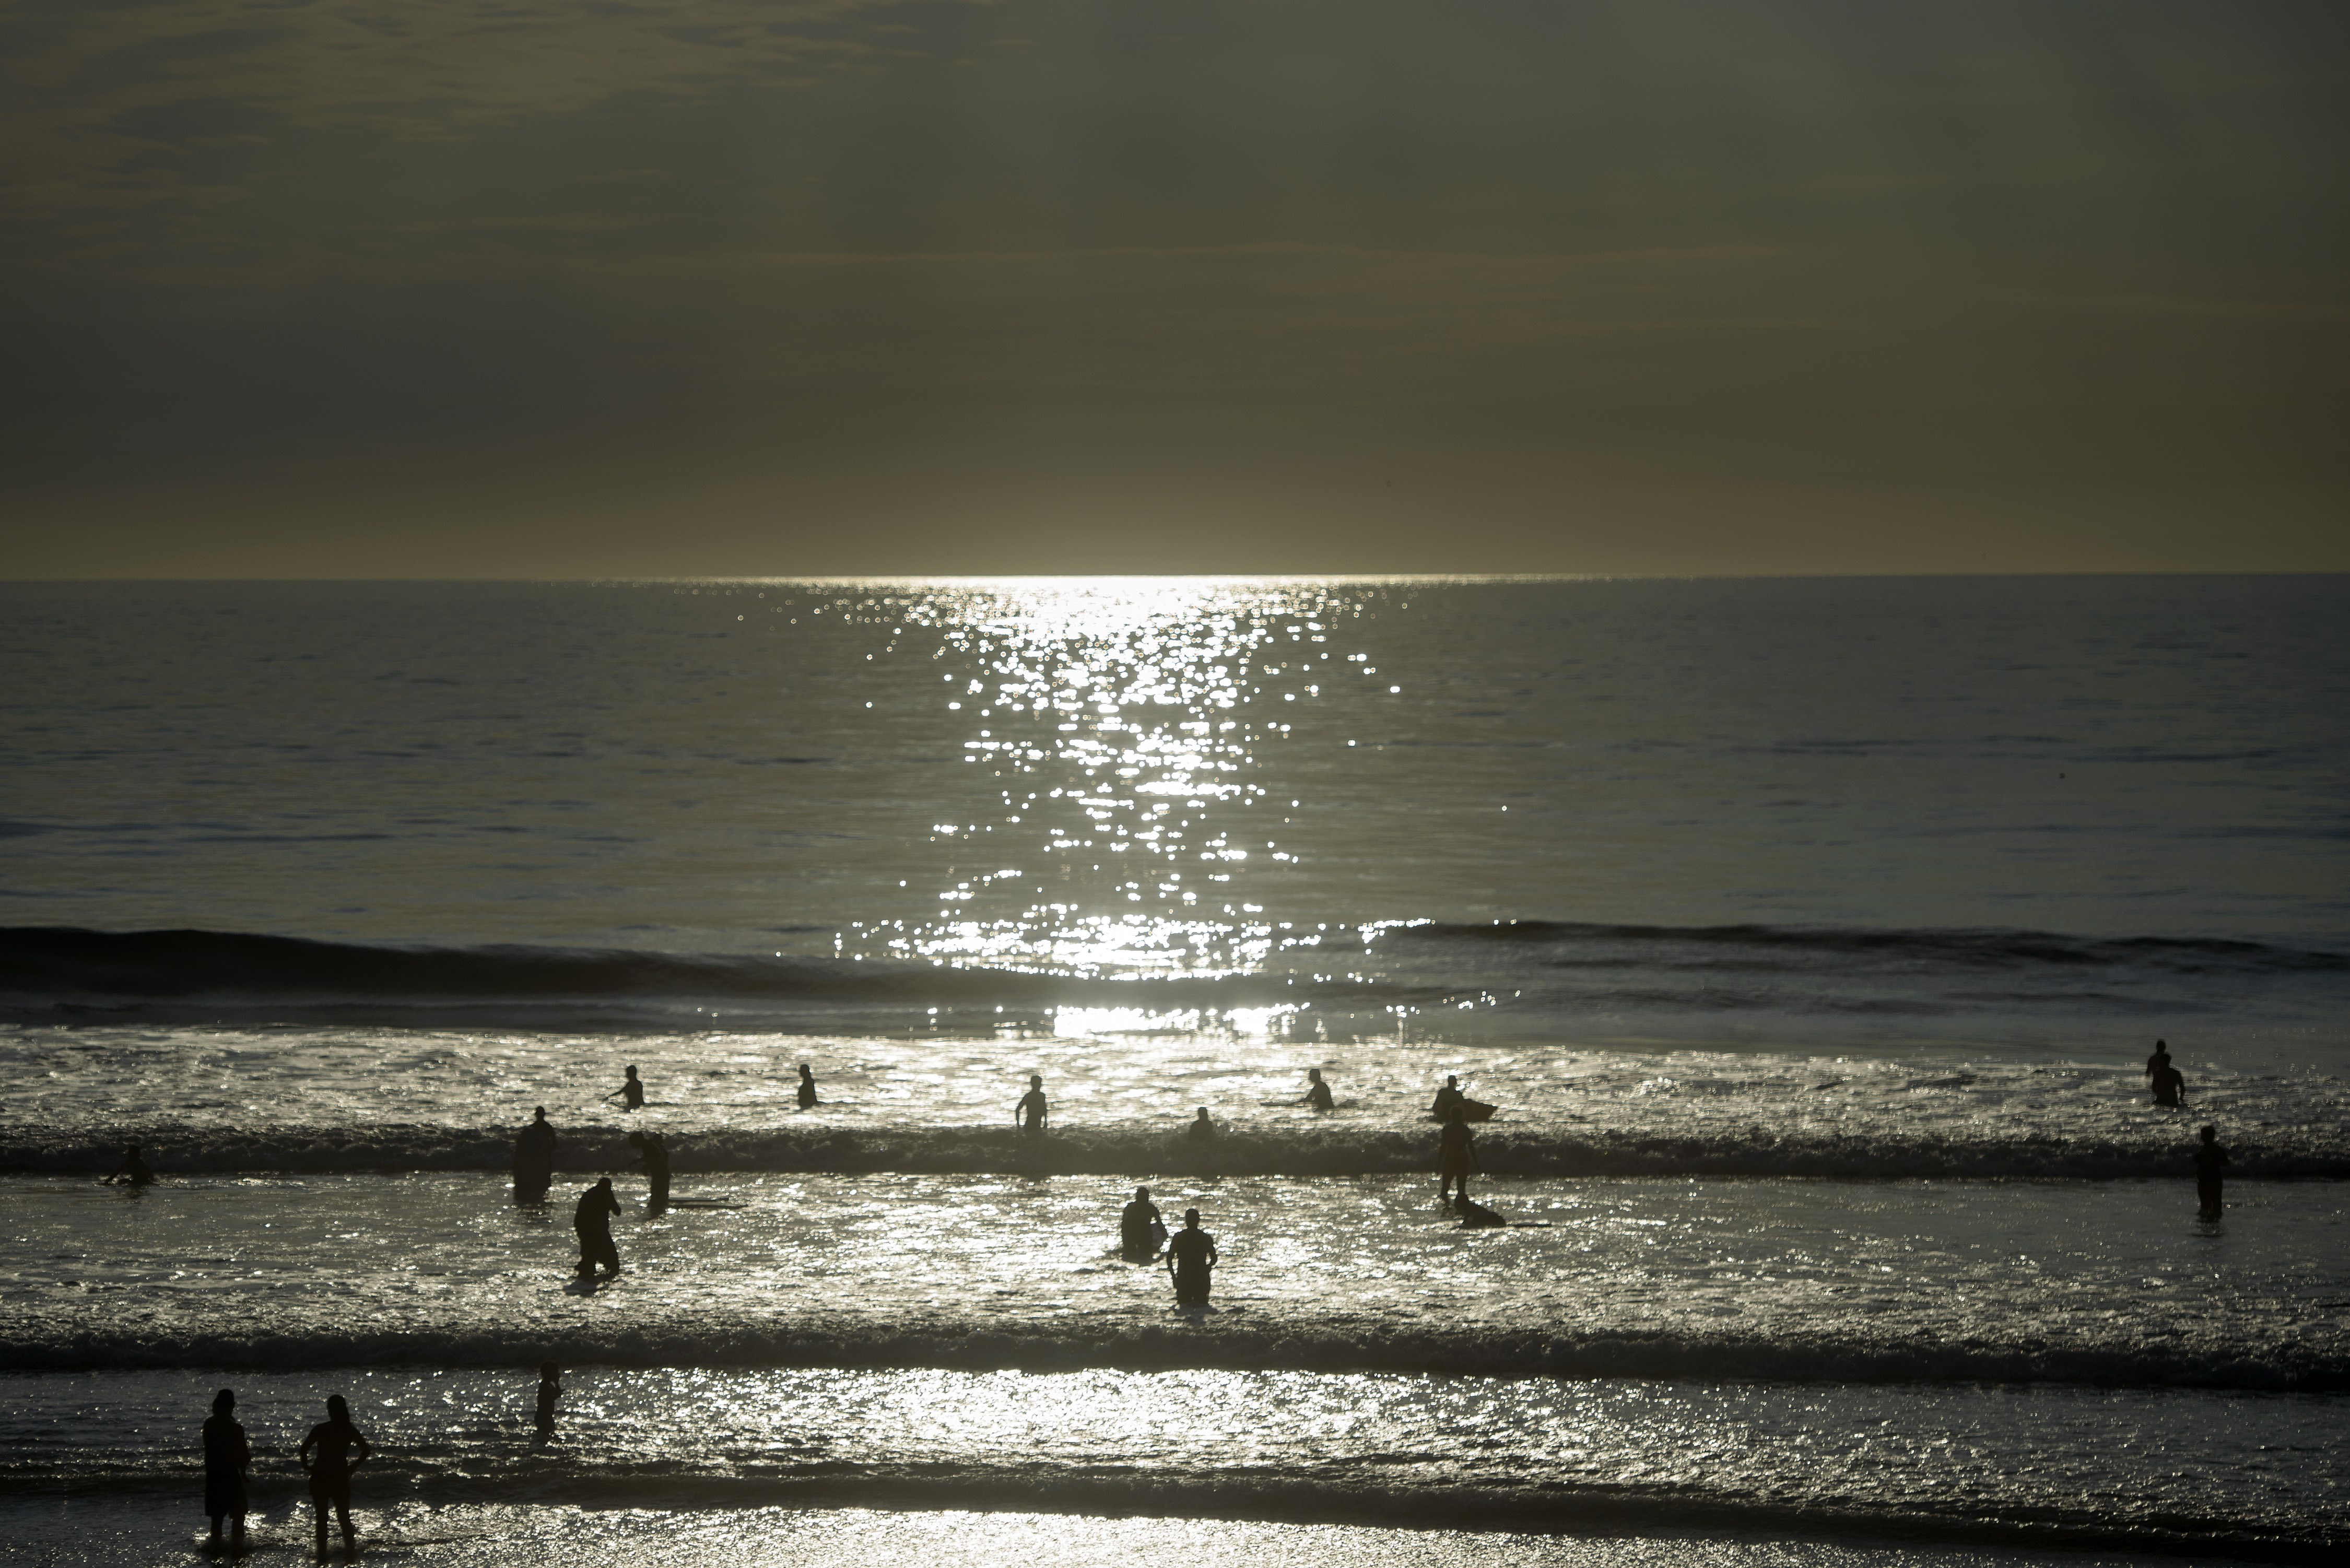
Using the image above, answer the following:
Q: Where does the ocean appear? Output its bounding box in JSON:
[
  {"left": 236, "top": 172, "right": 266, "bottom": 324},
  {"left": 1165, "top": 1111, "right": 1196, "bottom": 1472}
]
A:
[{"left": 1, "top": 576, "right": 2344, "bottom": 1564}]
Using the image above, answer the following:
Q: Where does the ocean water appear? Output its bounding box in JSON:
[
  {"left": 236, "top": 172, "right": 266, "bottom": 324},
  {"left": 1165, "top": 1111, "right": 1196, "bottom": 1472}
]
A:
[{"left": 1, "top": 576, "right": 2345, "bottom": 1561}]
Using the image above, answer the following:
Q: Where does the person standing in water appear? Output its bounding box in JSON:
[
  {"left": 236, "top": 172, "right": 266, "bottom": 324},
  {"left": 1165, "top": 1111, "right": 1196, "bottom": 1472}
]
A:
[
  {"left": 2145, "top": 1039, "right": 2172, "bottom": 1086},
  {"left": 796, "top": 1063, "right": 820, "bottom": 1110},
  {"left": 574, "top": 1177, "right": 621, "bottom": 1276},
  {"left": 628, "top": 1130, "right": 671, "bottom": 1210},
  {"left": 104, "top": 1143, "right": 155, "bottom": 1186},
  {"left": 1015, "top": 1074, "right": 1049, "bottom": 1135},
  {"left": 606, "top": 1065, "right": 645, "bottom": 1111},
  {"left": 533, "top": 1362, "right": 562, "bottom": 1438},
  {"left": 2153, "top": 1056, "right": 2188, "bottom": 1108},
  {"left": 1185, "top": 1107, "right": 1215, "bottom": 1142},
  {"left": 298, "top": 1394, "right": 373, "bottom": 1557},
  {"left": 2194, "top": 1124, "right": 2230, "bottom": 1217},
  {"left": 1430, "top": 1075, "right": 1465, "bottom": 1121},
  {"left": 1438, "top": 1106, "right": 1479, "bottom": 1208},
  {"left": 1119, "top": 1186, "right": 1164, "bottom": 1259},
  {"left": 1303, "top": 1068, "right": 1334, "bottom": 1112},
  {"left": 513, "top": 1107, "right": 556, "bottom": 1203},
  {"left": 202, "top": 1388, "right": 251, "bottom": 1548},
  {"left": 1165, "top": 1207, "right": 1218, "bottom": 1307}
]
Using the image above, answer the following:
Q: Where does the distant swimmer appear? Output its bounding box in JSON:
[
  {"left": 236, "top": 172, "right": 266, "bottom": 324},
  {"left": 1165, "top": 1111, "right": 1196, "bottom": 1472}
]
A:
[
  {"left": 1456, "top": 1197, "right": 1507, "bottom": 1229},
  {"left": 513, "top": 1106, "right": 557, "bottom": 1204},
  {"left": 2194, "top": 1124, "right": 2230, "bottom": 1218},
  {"left": 1438, "top": 1106, "right": 1480, "bottom": 1208},
  {"left": 796, "top": 1063, "right": 820, "bottom": 1110},
  {"left": 1165, "top": 1207, "right": 1218, "bottom": 1307},
  {"left": 1431, "top": 1075, "right": 1465, "bottom": 1122},
  {"left": 202, "top": 1388, "right": 251, "bottom": 1548},
  {"left": 1016, "top": 1074, "right": 1049, "bottom": 1135},
  {"left": 1186, "top": 1107, "right": 1215, "bottom": 1142},
  {"left": 2152, "top": 1058, "right": 2187, "bottom": 1109},
  {"left": 574, "top": 1177, "right": 621, "bottom": 1276},
  {"left": 533, "top": 1362, "right": 561, "bottom": 1437},
  {"left": 298, "top": 1395, "right": 373, "bottom": 1557},
  {"left": 1304, "top": 1068, "right": 1333, "bottom": 1113},
  {"left": 104, "top": 1143, "right": 155, "bottom": 1186},
  {"left": 605, "top": 1065, "right": 645, "bottom": 1112},
  {"left": 628, "top": 1130, "right": 671, "bottom": 1210},
  {"left": 1120, "top": 1185, "right": 1165, "bottom": 1259}
]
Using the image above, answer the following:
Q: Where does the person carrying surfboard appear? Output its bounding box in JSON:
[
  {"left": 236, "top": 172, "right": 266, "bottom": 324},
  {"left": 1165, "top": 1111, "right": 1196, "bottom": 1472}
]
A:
[
  {"left": 1438, "top": 1106, "right": 1480, "bottom": 1208},
  {"left": 1303, "top": 1068, "right": 1334, "bottom": 1112},
  {"left": 1431, "top": 1075, "right": 1465, "bottom": 1121},
  {"left": 1166, "top": 1207, "right": 1218, "bottom": 1307}
]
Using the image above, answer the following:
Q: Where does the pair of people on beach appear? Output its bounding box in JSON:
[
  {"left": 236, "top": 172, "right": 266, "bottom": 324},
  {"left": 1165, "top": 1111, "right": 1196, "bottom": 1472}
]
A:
[{"left": 199, "top": 1390, "right": 372, "bottom": 1555}]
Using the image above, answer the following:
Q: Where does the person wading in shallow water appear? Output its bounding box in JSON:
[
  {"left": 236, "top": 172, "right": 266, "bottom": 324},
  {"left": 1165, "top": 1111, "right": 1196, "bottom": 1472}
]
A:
[
  {"left": 2194, "top": 1124, "right": 2230, "bottom": 1218},
  {"left": 1166, "top": 1207, "right": 1218, "bottom": 1307},
  {"left": 796, "top": 1063, "right": 820, "bottom": 1109},
  {"left": 1438, "top": 1106, "right": 1480, "bottom": 1208},
  {"left": 628, "top": 1130, "right": 671, "bottom": 1210},
  {"left": 1119, "top": 1186, "right": 1165, "bottom": 1259},
  {"left": 513, "top": 1106, "right": 556, "bottom": 1203},
  {"left": 1015, "top": 1074, "right": 1049, "bottom": 1135},
  {"left": 574, "top": 1177, "right": 622, "bottom": 1276},
  {"left": 202, "top": 1388, "right": 251, "bottom": 1548},
  {"left": 533, "top": 1362, "right": 562, "bottom": 1439},
  {"left": 299, "top": 1395, "right": 373, "bottom": 1557},
  {"left": 606, "top": 1064, "right": 645, "bottom": 1111},
  {"left": 1303, "top": 1067, "right": 1334, "bottom": 1112},
  {"left": 104, "top": 1143, "right": 155, "bottom": 1186},
  {"left": 1185, "top": 1106, "right": 1215, "bottom": 1142}
]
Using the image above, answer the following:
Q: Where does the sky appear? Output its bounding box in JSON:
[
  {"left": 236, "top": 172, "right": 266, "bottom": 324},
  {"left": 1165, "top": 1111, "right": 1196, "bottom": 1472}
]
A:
[{"left": 2, "top": 0, "right": 2345, "bottom": 577}]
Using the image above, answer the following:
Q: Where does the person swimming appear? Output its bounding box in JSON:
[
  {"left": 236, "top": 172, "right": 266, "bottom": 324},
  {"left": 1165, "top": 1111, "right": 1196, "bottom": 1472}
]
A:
[
  {"left": 2194, "top": 1124, "right": 2230, "bottom": 1217},
  {"left": 1303, "top": 1068, "right": 1333, "bottom": 1112},
  {"left": 796, "top": 1063, "right": 819, "bottom": 1110},
  {"left": 628, "top": 1130, "right": 671, "bottom": 1210},
  {"left": 1165, "top": 1207, "right": 1218, "bottom": 1307},
  {"left": 1185, "top": 1106, "right": 1215, "bottom": 1142},
  {"left": 298, "top": 1394, "right": 373, "bottom": 1557},
  {"left": 104, "top": 1143, "right": 155, "bottom": 1186},
  {"left": 1119, "top": 1186, "right": 1165, "bottom": 1259},
  {"left": 1015, "top": 1074, "right": 1049, "bottom": 1135},
  {"left": 574, "top": 1177, "right": 621, "bottom": 1276},
  {"left": 606, "top": 1065, "right": 645, "bottom": 1111}
]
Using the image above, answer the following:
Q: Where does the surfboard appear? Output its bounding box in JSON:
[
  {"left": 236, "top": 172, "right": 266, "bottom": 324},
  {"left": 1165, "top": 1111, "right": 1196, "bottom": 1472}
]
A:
[
  {"left": 663, "top": 1198, "right": 746, "bottom": 1209},
  {"left": 1428, "top": 1098, "right": 1497, "bottom": 1122}
]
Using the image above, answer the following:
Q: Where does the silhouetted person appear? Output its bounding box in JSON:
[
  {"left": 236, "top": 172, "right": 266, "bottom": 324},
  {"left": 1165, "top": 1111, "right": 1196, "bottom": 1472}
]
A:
[
  {"left": 2153, "top": 1059, "right": 2187, "bottom": 1108},
  {"left": 574, "top": 1177, "right": 621, "bottom": 1276},
  {"left": 2194, "top": 1124, "right": 2230, "bottom": 1217},
  {"left": 202, "top": 1388, "right": 251, "bottom": 1547},
  {"left": 1186, "top": 1106, "right": 1215, "bottom": 1142},
  {"left": 628, "top": 1130, "right": 671, "bottom": 1210},
  {"left": 533, "top": 1362, "right": 561, "bottom": 1437},
  {"left": 513, "top": 1106, "right": 556, "bottom": 1203},
  {"left": 1016, "top": 1074, "right": 1049, "bottom": 1135},
  {"left": 1456, "top": 1196, "right": 1506, "bottom": 1229},
  {"left": 796, "top": 1063, "right": 819, "bottom": 1110},
  {"left": 2145, "top": 1039, "right": 2172, "bottom": 1084},
  {"left": 1120, "top": 1186, "right": 1164, "bottom": 1259},
  {"left": 299, "top": 1394, "right": 372, "bottom": 1557},
  {"left": 606, "top": 1065, "right": 645, "bottom": 1111},
  {"left": 105, "top": 1143, "right": 155, "bottom": 1186},
  {"left": 1166, "top": 1207, "right": 1218, "bottom": 1307},
  {"left": 1304, "top": 1068, "right": 1333, "bottom": 1113},
  {"left": 1431, "top": 1075, "right": 1465, "bottom": 1122},
  {"left": 1438, "top": 1107, "right": 1479, "bottom": 1207}
]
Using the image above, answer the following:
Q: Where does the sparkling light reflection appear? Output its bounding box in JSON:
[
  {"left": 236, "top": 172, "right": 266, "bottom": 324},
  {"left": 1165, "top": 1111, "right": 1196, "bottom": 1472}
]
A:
[{"left": 830, "top": 579, "right": 1380, "bottom": 996}]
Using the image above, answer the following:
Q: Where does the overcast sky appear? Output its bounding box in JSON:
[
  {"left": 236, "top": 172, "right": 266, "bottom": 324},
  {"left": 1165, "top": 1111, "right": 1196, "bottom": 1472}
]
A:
[{"left": 3, "top": 0, "right": 2344, "bottom": 576}]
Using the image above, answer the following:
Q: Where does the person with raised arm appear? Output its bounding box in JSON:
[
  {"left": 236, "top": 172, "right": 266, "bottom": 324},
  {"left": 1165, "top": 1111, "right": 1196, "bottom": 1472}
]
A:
[{"left": 605, "top": 1064, "right": 645, "bottom": 1111}]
